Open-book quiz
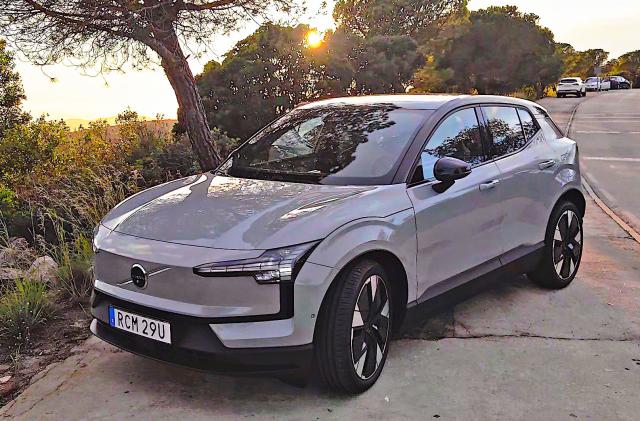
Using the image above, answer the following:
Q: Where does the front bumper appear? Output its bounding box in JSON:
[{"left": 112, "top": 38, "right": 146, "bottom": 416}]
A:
[{"left": 90, "top": 290, "right": 313, "bottom": 375}]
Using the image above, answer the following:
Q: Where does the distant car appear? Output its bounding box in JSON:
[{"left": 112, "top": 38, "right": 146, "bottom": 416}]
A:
[
  {"left": 584, "top": 77, "right": 602, "bottom": 91},
  {"left": 557, "top": 77, "right": 586, "bottom": 98},
  {"left": 610, "top": 76, "right": 632, "bottom": 89},
  {"left": 600, "top": 77, "right": 612, "bottom": 91}
]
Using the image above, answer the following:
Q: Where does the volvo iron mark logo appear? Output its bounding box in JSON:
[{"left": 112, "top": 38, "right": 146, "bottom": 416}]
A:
[{"left": 130, "top": 264, "right": 148, "bottom": 288}]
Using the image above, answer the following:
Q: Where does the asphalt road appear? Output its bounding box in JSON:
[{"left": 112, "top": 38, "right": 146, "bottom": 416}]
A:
[
  {"left": 540, "top": 89, "right": 640, "bottom": 231},
  {"left": 2, "top": 93, "right": 640, "bottom": 420}
]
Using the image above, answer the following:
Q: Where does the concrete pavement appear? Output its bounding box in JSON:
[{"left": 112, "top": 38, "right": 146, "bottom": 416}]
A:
[{"left": 2, "top": 93, "right": 640, "bottom": 420}]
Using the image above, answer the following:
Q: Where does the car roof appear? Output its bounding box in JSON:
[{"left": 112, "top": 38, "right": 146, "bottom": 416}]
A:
[{"left": 297, "top": 94, "right": 538, "bottom": 111}]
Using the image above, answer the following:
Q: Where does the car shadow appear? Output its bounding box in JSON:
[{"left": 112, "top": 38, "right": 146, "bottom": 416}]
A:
[
  {"left": 396, "top": 274, "right": 536, "bottom": 340},
  {"left": 102, "top": 273, "right": 539, "bottom": 406}
]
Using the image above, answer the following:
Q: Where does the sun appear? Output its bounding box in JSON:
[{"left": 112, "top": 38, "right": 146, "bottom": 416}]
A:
[{"left": 305, "top": 30, "right": 324, "bottom": 48}]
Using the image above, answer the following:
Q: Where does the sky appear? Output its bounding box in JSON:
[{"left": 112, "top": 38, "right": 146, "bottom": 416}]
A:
[{"left": 12, "top": 0, "right": 640, "bottom": 122}]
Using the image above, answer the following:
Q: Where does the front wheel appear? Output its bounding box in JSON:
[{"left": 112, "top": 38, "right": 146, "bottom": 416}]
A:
[
  {"left": 529, "top": 201, "right": 583, "bottom": 289},
  {"left": 315, "top": 259, "right": 392, "bottom": 394}
]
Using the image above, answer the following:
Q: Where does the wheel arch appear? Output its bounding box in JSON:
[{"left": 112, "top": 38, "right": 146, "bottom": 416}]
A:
[
  {"left": 557, "top": 188, "right": 586, "bottom": 217},
  {"left": 315, "top": 249, "right": 409, "bottom": 338}
]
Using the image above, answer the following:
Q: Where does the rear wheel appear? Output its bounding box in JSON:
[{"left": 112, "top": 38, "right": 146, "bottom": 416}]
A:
[
  {"left": 529, "top": 201, "right": 583, "bottom": 289},
  {"left": 316, "top": 259, "right": 392, "bottom": 394}
]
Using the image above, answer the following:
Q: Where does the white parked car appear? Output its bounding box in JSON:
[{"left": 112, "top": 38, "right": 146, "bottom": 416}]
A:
[
  {"left": 600, "top": 77, "right": 611, "bottom": 91},
  {"left": 557, "top": 77, "right": 586, "bottom": 98},
  {"left": 584, "top": 77, "right": 603, "bottom": 91}
]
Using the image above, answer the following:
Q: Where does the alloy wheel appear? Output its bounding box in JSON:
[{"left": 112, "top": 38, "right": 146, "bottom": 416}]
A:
[
  {"left": 553, "top": 210, "right": 582, "bottom": 280},
  {"left": 350, "top": 274, "right": 390, "bottom": 380}
]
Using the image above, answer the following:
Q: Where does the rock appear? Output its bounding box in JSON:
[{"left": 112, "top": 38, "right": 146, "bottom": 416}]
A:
[
  {"left": 0, "top": 364, "right": 10, "bottom": 373},
  {"left": 27, "top": 256, "right": 58, "bottom": 283},
  {"left": 0, "top": 375, "right": 11, "bottom": 384},
  {"left": 0, "top": 267, "right": 24, "bottom": 282},
  {"left": 0, "top": 237, "right": 30, "bottom": 267},
  {"left": 0, "top": 380, "right": 17, "bottom": 397}
]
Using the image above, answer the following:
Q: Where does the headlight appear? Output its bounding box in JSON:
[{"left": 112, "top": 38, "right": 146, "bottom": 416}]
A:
[
  {"left": 193, "top": 241, "right": 320, "bottom": 284},
  {"left": 92, "top": 224, "right": 100, "bottom": 253}
]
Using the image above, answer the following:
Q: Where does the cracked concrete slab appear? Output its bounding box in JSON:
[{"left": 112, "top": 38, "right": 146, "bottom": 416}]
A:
[{"left": 2, "top": 336, "right": 639, "bottom": 420}]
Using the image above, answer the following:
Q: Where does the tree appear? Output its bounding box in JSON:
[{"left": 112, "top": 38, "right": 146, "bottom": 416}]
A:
[
  {"left": 605, "top": 50, "right": 640, "bottom": 85},
  {"left": 197, "top": 23, "right": 422, "bottom": 139},
  {"left": 559, "top": 45, "right": 609, "bottom": 79},
  {"left": 0, "top": 39, "right": 29, "bottom": 139},
  {"left": 440, "top": 6, "right": 563, "bottom": 97},
  {"left": 333, "top": 0, "right": 467, "bottom": 42},
  {"left": 0, "top": 1, "right": 298, "bottom": 171}
]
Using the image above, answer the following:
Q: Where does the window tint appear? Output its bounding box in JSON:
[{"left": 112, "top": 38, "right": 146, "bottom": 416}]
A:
[
  {"left": 416, "top": 108, "right": 485, "bottom": 181},
  {"left": 482, "top": 106, "right": 526, "bottom": 156},
  {"left": 517, "top": 108, "right": 539, "bottom": 140},
  {"left": 561, "top": 78, "right": 578, "bottom": 83}
]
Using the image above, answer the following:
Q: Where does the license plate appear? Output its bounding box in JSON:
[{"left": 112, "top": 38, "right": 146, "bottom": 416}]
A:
[{"left": 109, "top": 306, "right": 171, "bottom": 344}]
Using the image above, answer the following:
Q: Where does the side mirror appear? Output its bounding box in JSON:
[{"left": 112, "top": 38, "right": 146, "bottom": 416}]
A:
[{"left": 433, "top": 157, "right": 472, "bottom": 182}]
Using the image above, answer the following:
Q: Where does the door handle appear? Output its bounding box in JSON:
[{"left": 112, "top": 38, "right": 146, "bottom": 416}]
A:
[
  {"left": 538, "top": 159, "right": 556, "bottom": 170},
  {"left": 479, "top": 180, "right": 500, "bottom": 191}
]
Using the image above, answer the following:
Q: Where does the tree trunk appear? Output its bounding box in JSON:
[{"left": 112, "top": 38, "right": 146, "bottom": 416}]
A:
[{"left": 159, "top": 43, "right": 221, "bottom": 171}]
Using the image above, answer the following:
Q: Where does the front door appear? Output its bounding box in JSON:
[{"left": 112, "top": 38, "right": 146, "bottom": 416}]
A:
[{"left": 406, "top": 107, "right": 505, "bottom": 302}]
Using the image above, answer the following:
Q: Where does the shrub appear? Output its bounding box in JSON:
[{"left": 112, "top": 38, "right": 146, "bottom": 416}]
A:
[
  {"left": 45, "top": 218, "right": 94, "bottom": 302},
  {"left": 0, "top": 278, "right": 53, "bottom": 347}
]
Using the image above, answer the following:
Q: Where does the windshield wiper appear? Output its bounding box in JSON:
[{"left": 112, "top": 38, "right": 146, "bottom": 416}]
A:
[{"left": 226, "top": 166, "right": 327, "bottom": 184}]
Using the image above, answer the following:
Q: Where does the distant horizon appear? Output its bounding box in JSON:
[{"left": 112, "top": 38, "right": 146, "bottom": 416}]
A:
[{"left": 13, "top": 0, "right": 640, "bottom": 121}]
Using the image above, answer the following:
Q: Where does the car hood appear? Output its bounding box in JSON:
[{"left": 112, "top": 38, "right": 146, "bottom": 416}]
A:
[{"left": 101, "top": 173, "right": 411, "bottom": 250}]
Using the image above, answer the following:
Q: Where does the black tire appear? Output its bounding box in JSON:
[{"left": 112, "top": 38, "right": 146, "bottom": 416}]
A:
[
  {"left": 529, "top": 201, "right": 583, "bottom": 289},
  {"left": 315, "top": 259, "right": 392, "bottom": 394},
  {"left": 557, "top": 94, "right": 564, "bottom": 98}
]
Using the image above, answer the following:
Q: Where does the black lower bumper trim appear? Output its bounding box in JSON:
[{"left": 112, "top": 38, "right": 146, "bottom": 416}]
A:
[{"left": 91, "top": 319, "right": 313, "bottom": 375}]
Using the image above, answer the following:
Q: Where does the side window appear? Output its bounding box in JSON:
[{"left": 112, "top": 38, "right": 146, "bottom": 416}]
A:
[
  {"left": 416, "top": 108, "right": 486, "bottom": 181},
  {"left": 517, "top": 108, "right": 540, "bottom": 140},
  {"left": 537, "top": 116, "right": 564, "bottom": 140},
  {"left": 534, "top": 107, "right": 564, "bottom": 140},
  {"left": 482, "top": 106, "right": 526, "bottom": 157}
]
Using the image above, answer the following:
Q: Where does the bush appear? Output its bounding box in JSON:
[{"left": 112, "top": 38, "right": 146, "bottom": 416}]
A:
[
  {"left": 0, "top": 278, "right": 53, "bottom": 347},
  {"left": 45, "top": 218, "right": 94, "bottom": 302}
]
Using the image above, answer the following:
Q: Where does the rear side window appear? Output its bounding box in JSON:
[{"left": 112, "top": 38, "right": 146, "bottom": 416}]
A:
[
  {"left": 517, "top": 108, "right": 539, "bottom": 140},
  {"left": 538, "top": 117, "right": 564, "bottom": 140},
  {"left": 415, "top": 108, "right": 486, "bottom": 181},
  {"left": 482, "top": 106, "right": 526, "bottom": 157},
  {"left": 534, "top": 107, "right": 564, "bottom": 140}
]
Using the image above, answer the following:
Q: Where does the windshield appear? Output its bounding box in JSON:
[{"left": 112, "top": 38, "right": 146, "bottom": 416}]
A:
[
  {"left": 585, "top": 77, "right": 598, "bottom": 83},
  {"left": 217, "top": 104, "right": 430, "bottom": 185},
  {"left": 561, "top": 78, "right": 578, "bottom": 83}
]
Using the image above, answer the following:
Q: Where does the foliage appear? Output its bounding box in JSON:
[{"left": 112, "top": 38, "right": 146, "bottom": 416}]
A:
[
  {"left": 0, "top": 278, "right": 53, "bottom": 347},
  {"left": 440, "top": 6, "right": 563, "bottom": 97},
  {"left": 333, "top": 0, "right": 467, "bottom": 42},
  {"left": 605, "top": 50, "right": 640, "bottom": 85},
  {"left": 558, "top": 44, "right": 609, "bottom": 79},
  {"left": 0, "top": 1, "right": 302, "bottom": 171},
  {"left": 197, "top": 23, "right": 423, "bottom": 140},
  {"left": 0, "top": 117, "right": 68, "bottom": 188},
  {"left": 47, "top": 219, "right": 94, "bottom": 301},
  {"left": 0, "top": 39, "right": 29, "bottom": 139}
]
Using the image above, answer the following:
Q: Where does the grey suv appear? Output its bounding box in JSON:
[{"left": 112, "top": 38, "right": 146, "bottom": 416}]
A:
[{"left": 91, "top": 95, "right": 585, "bottom": 393}]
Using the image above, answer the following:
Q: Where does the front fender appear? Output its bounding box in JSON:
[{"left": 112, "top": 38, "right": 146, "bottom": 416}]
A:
[{"left": 305, "top": 208, "right": 418, "bottom": 303}]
